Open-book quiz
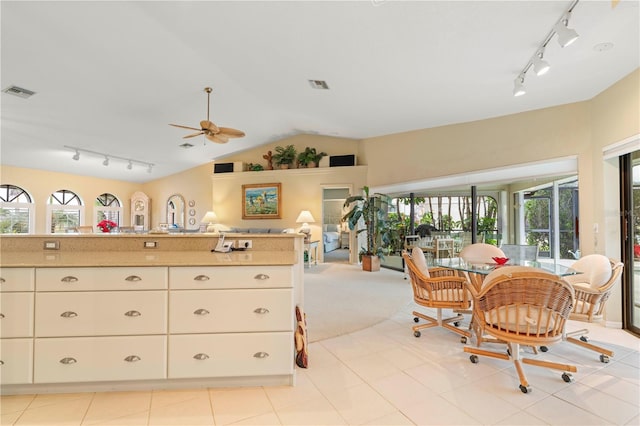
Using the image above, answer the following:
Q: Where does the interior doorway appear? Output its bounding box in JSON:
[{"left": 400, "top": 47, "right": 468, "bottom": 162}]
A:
[{"left": 322, "top": 187, "right": 351, "bottom": 264}]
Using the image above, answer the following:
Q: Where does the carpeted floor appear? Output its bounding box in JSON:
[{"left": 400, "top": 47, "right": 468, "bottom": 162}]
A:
[{"left": 303, "top": 262, "right": 412, "bottom": 342}]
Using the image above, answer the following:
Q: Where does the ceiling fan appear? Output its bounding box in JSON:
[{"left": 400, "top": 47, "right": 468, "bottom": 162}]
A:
[{"left": 169, "top": 87, "right": 245, "bottom": 144}]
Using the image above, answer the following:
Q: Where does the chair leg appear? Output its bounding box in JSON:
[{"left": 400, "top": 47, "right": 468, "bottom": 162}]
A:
[{"left": 564, "top": 328, "right": 614, "bottom": 362}]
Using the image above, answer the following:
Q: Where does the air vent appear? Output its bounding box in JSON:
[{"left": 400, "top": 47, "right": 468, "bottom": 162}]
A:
[
  {"left": 308, "top": 80, "right": 330, "bottom": 90},
  {"left": 3, "top": 85, "right": 36, "bottom": 99},
  {"left": 179, "top": 142, "right": 194, "bottom": 149}
]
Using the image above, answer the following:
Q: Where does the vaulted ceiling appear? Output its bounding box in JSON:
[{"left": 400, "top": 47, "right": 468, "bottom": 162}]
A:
[{"left": 2, "top": 1, "right": 638, "bottom": 183}]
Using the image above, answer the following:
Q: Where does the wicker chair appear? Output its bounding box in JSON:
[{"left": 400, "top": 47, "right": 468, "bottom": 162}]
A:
[
  {"left": 463, "top": 266, "right": 577, "bottom": 394},
  {"left": 403, "top": 248, "right": 472, "bottom": 343},
  {"left": 563, "top": 255, "right": 623, "bottom": 363}
]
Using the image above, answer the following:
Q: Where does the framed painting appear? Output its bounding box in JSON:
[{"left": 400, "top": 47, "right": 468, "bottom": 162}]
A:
[{"left": 242, "top": 183, "right": 282, "bottom": 219}]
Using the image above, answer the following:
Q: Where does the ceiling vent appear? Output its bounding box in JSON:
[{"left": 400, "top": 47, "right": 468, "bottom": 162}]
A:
[
  {"left": 308, "top": 80, "right": 330, "bottom": 90},
  {"left": 179, "top": 142, "right": 194, "bottom": 149},
  {"left": 3, "top": 85, "right": 36, "bottom": 99}
]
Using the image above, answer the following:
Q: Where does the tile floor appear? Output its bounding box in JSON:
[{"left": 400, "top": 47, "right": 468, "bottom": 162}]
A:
[{"left": 2, "top": 303, "right": 639, "bottom": 425}]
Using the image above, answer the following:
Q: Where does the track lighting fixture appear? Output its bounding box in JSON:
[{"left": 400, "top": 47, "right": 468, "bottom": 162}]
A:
[
  {"left": 512, "top": 0, "right": 579, "bottom": 97},
  {"left": 64, "top": 145, "right": 154, "bottom": 173}
]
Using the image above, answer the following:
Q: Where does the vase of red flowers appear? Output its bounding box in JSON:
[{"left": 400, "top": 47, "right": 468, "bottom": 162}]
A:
[{"left": 97, "top": 220, "right": 117, "bottom": 233}]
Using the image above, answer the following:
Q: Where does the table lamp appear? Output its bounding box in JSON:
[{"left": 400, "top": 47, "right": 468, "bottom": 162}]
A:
[
  {"left": 201, "top": 211, "right": 218, "bottom": 233},
  {"left": 296, "top": 210, "right": 315, "bottom": 242}
]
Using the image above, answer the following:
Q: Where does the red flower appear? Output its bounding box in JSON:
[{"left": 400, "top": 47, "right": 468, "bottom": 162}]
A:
[{"left": 97, "top": 220, "right": 117, "bottom": 233}]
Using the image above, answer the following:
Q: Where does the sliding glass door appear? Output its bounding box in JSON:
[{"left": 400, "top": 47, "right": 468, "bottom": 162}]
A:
[{"left": 620, "top": 152, "right": 640, "bottom": 336}]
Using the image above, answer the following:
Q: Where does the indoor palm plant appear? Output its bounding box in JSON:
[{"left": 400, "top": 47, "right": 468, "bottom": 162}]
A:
[
  {"left": 272, "top": 145, "right": 297, "bottom": 169},
  {"left": 342, "top": 186, "right": 391, "bottom": 271},
  {"left": 297, "top": 147, "right": 327, "bottom": 168}
]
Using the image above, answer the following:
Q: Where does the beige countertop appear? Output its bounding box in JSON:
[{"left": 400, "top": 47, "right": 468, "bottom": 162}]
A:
[{"left": 0, "top": 250, "right": 298, "bottom": 268}]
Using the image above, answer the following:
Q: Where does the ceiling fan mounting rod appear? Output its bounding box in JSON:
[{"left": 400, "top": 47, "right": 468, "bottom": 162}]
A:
[{"left": 204, "top": 87, "right": 212, "bottom": 121}]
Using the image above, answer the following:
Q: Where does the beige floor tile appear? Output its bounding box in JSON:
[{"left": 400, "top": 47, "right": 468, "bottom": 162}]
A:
[
  {"left": 151, "top": 389, "right": 210, "bottom": 408},
  {"left": 229, "top": 411, "right": 280, "bottom": 425},
  {"left": 304, "top": 362, "right": 364, "bottom": 394},
  {"left": 554, "top": 382, "right": 639, "bottom": 425},
  {"left": 264, "top": 371, "right": 323, "bottom": 411},
  {"left": 370, "top": 371, "right": 435, "bottom": 410},
  {"left": 493, "top": 410, "right": 550, "bottom": 425},
  {"left": 322, "top": 383, "right": 396, "bottom": 425},
  {"left": 0, "top": 394, "right": 36, "bottom": 414},
  {"left": 14, "top": 395, "right": 92, "bottom": 426},
  {"left": 307, "top": 342, "right": 341, "bottom": 368},
  {"left": 275, "top": 395, "right": 346, "bottom": 425},
  {"left": 403, "top": 360, "right": 469, "bottom": 394},
  {"left": 319, "top": 334, "right": 375, "bottom": 361},
  {"left": 27, "top": 392, "right": 94, "bottom": 410},
  {"left": 1, "top": 410, "right": 23, "bottom": 426},
  {"left": 376, "top": 345, "right": 427, "bottom": 371},
  {"left": 340, "top": 352, "right": 400, "bottom": 382},
  {"left": 82, "top": 391, "right": 151, "bottom": 425},
  {"left": 361, "top": 410, "right": 413, "bottom": 425},
  {"left": 210, "top": 387, "right": 272, "bottom": 425},
  {"left": 148, "top": 393, "right": 214, "bottom": 426},
  {"left": 440, "top": 381, "right": 521, "bottom": 425},
  {"left": 524, "top": 395, "right": 611, "bottom": 425},
  {"left": 400, "top": 395, "right": 482, "bottom": 425},
  {"left": 83, "top": 410, "right": 149, "bottom": 426}
]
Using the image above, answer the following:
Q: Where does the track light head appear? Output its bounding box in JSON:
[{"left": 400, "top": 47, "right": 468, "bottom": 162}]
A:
[
  {"left": 72, "top": 150, "right": 80, "bottom": 161},
  {"left": 513, "top": 74, "right": 526, "bottom": 97},
  {"left": 555, "top": 14, "right": 579, "bottom": 47},
  {"left": 532, "top": 51, "right": 550, "bottom": 76},
  {"left": 103, "top": 157, "right": 109, "bottom": 166}
]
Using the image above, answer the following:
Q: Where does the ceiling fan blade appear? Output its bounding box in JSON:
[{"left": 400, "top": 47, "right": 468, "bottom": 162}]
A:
[
  {"left": 169, "top": 123, "right": 201, "bottom": 131},
  {"left": 218, "top": 127, "right": 246, "bottom": 138},
  {"left": 206, "top": 134, "right": 228, "bottom": 144},
  {"left": 200, "top": 120, "right": 219, "bottom": 133},
  {"left": 183, "top": 131, "right": 205, "bottom": 139}
]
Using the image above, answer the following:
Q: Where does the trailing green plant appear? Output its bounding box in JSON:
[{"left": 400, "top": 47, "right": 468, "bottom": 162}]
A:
[
  {"left": 297, "top": 147, "right": 327, "bottom": 167},
  {"left": 342, "top": 186, "right": 391, "bottom": 259},
  {"left": 271, "top": 145, "right": 297, "bottom": 167}
]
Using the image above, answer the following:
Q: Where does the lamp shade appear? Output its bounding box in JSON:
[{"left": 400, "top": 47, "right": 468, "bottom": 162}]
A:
[
  {"left": 296, "top": 210, "right": 315, "bottom": 224},
  {"left": 201, "top": 211, "right": 218, "bottom": 232}
]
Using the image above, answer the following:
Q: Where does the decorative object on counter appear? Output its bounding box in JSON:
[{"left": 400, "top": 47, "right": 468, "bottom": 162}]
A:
[
  {"left": 295, "top": 305, "right": 308, "bottom": 368},
  {"left": 262, "top": 150, "right": 274, "bottom": 170},
  {"left": 242, "top": 183, "right": 282, "bottom": 219},
  {"left": 247, "top": 162, "right": 264, "bottom": 171},
  {"left": 271, "top": 145, "right": 297, "bottom": 169},
  {"left": 189, "top": 209, "right": 196, "bottom": 217},
  {"left": 130, "top": 191, "right": 150, "bottom": 231},
  {"left": 188, "top": 200, "right": 195, "bottom": 207},
  {"left": 97, "top": 220, "right": 117, "bottom": 233},
  {"left": 201, "top": 211, "right": 218, "bottom": 233},
  {"left": 296, "top": 210, "right": 315, "bottom": 242},
  {"left": 297, "top": 147, "right": 327, "bottom": 168}
]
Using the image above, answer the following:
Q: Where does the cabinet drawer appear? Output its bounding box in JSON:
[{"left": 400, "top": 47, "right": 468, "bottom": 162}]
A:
[
  {"left": 36, "top": 267, "right": 168, "bottom": 291},
  {"left": 34, "top": 335, "right": 167, "bottom": 383},
  {"left": 35, "top": 291, "right": 167, "bottom": 337},
  {"left": 0, "top": 338, "right": 34, "bottom": 384},
  {"left": 168, "top": 332, "right": 293, "bottom": 379},
  {"left": 169, "top": 289, "right": 293, "bottom": 333},
  {"left": 169, "top": 266, "right": 292, "bottom": 290},
  {"left": 1, "top": 292, "right": 34, "bottom": 337},
  {"left": 0, "top": 268, "right": 35, "bottom": 292}
]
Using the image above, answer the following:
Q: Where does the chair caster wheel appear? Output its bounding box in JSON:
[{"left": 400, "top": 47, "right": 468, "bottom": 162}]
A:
[
  {"left": 562, "top": 373, "right": 574, "bottom": 383},
  {"left": 539, "top": 346, "right": 548, "bottom": 352},
  {"left": 469, "top": 355, "right": 479, "bottom": 364},
  {"left": 600, "top": 354, "right": 610, "bottom": 363},
  {"left": 414, "top": 331, "right": 421, "bottom": 338},
  {"left": 519, "top": 385, "right": 531, "bottom": 394},
  {"left": 453, "top": 321, "right": 460, "bottom": 327},
  {"left": 506, "top": 348, "right": 511, "bottom": 356},
  {"left": 580, "top": 336, "right": 588, "bottom": 342},
  {"left": 460, "top": 336, "right": 467, "bottom": 344},
  {"left": 413, "top": 317, "right": 419, "bottom": 323}
]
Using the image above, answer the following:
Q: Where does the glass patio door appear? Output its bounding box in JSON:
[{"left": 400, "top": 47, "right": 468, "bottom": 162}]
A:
[{"left": 620, "top": 152, "right": 640, "bottom": 336}]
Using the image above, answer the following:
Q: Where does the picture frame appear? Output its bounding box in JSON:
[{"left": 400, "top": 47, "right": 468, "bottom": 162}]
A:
[{"left": 242, "top": 183, "right": 282, "bottom": 219}]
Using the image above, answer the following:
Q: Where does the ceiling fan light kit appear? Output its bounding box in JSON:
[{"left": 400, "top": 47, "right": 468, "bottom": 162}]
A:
[
  {"left": 169, "top": 87, "right": 245, "bottom": 144},
  {"left": 512, "top": 0, "right": 580, "bottom": 97}
]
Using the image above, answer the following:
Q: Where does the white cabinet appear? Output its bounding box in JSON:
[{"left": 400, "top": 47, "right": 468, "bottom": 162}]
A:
[
  {"left": 36, "top": 267, "right": 167, "bottom": 291},
  {"left": 0, "top": 338, "right": 33, "bottom": 385},
  {"left": 0, "top": 267, "right": 35, "bottom": 291},
  {"left": 1, "top": 292, "right": 35, "bottom": 338},
  {"left": 169, "top": 266, "right": 292, "bottom": 290},
  {"left": 34, "top": 336, "right": 166, "bottom": 383}
]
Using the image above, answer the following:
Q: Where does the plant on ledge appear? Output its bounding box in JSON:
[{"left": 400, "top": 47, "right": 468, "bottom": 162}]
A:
[
  {"left": 297, "top": 147, "right": 327, "bottom": 168},
  {"left": 97, "top": 219, "right": 117, "bottom": 233},
  {"left": 342, "top": 186, "right": 391, "bottom": 272},
  {"left": 272, "top": 145, "right": 297, "bottom": 169}
]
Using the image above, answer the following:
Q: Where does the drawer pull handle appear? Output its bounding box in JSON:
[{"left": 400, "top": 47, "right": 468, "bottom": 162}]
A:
[
  {"left": 60, "top": 357, "right": 77, "bottom": 364},
  {"left": 194, "top": 275, "right": 210, "bottom": 281},
  {"left": 253, "top": 307, "right": 270, "bottom": 314},
  {"left": 253, "top": 352, "right": 269, "bottom": 359},
  {"left": 124, "top": 355, "right": 141, "bottom": 362},
  {"left": 125, "top": 310, "right": 141, "bottom": 317},
  {"left": 125, "top": 275, "right": 142, "bottom": 282},
  {"left": 194, "top": 308, "right": 210, "bottom": 316},
  {"left": 60, "top": 311, "right": 78, "bottom": 318},
  {"left": 61, "top": 276, "right": 78, "bottom": 283},
  {"left": 193, "top": 353, "right": 209, "bottom": 360},
  {"left": 0, "top": 278, "right": 5, "bottom": 283},
  {"left": 254, "top": 274, "right": 270, "bottom": 280}
]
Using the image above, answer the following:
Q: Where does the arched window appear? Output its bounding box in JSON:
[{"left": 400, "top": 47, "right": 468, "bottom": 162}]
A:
[
  {"left": 94, "top": 193, "right": 122, "bottom": 231},
  {"left": 0, "top": 184, "right": 34, "bottom": 234},
  {"left": 47, "top": 189, "right": 84, "bottom": 233}
]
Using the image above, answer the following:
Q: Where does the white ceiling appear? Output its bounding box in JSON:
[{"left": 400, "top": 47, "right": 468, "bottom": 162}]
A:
[{"left": 2, "top": 0, "right": 638, "bottom": 183}]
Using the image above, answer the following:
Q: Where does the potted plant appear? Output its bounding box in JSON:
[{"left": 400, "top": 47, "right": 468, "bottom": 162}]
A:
[
  {"left": 297, "top": 147, "right": 328, "bottom": 168},
  {"left": 342, "top": 186, "right": 391, "bottom": 271},
  {"left": 272, "top": 145, "right": 297, "bottom": 169}
]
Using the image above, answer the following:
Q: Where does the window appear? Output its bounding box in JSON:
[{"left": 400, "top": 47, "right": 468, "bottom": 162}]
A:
[
  {"left": 0, "top": 184, "right": 34, "bottom": 234},
  {"left": 94, "top": 193, "right": 122, "bottom": 230},
  {"left": 47, "top": 189, "right": 83, "bottom": 233}
]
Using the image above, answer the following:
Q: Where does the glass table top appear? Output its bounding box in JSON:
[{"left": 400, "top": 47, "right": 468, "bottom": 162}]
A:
[{"left": 434, "top": 257, "right": 579, "bottom": 277}]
